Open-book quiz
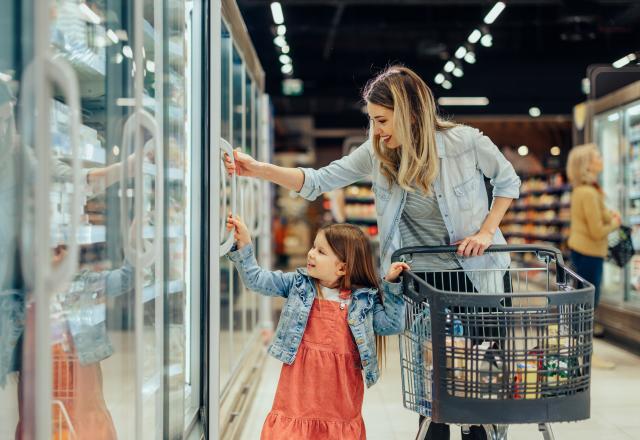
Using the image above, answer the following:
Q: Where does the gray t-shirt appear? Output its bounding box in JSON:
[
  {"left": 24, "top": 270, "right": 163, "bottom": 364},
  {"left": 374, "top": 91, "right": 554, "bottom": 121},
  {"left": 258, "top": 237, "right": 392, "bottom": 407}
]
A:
[{"left": 399, "top": 188, "right": 460, "bottom": 270}]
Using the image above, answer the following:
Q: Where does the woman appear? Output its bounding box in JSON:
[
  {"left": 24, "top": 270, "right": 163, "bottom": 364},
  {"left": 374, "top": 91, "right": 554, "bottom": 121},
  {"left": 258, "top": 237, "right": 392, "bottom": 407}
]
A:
[
  {"left": 225, "top": 65, "right": 520, "bottom": 440},
  {"left": 566, "top": 144, "right": 620, "bottom": 362}
]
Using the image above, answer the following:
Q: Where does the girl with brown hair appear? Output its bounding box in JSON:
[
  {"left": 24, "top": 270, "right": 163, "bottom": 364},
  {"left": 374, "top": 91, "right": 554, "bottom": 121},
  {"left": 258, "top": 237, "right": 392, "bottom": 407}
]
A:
[{"left": 226, "top": 215, "right": 407, "bottom": 439}]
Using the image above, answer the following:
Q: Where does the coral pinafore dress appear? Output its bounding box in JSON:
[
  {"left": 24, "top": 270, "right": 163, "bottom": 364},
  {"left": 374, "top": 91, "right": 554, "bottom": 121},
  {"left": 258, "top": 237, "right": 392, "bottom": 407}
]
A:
[{"left": 261, "top": 287, "right": 365, "bottom": 439}]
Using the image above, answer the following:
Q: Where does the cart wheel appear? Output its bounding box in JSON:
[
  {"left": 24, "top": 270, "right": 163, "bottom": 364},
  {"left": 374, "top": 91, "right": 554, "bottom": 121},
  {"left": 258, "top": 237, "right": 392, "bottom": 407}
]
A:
[
  {"left": 416, "top": 417, "right": 430, "bottom": 440},
  {"left": 482, "top": 424, "right": 509, "bottom": 440},
  {"left": 538, "top": 423, "right": 555, "bottom": 440}
]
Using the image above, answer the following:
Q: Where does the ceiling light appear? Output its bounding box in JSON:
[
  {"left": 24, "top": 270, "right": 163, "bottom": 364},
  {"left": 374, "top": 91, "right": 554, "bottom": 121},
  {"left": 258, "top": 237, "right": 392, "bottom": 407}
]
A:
[
  {"left": 107, "top": 29, "right": 119, "bottom": 44},
  {"left": 438, "top": 97, "right": 489, "bottom": 106},
  {"left": 0, "top": 72, "right": 12, "bottom": 82},
  {"left": 122, "top": 45, "right": 133, "bottom": 59},
  {"left": 434, "top": 73, "right": 445, "bottom": 84},
  {"left": 281, "top": 63, "right": 293, "bottom": 74},
  {"left": 613, "top": 53, "right": 637, "bottom": 69},
  {"left": 464, "top": 51, "right": 476, "bottom": 64},
  {"left": 270, "top": 2, "right": 284, "bottom": 25},
  {"left": 484, "top": 2, "right": 506, "bottom": 25},
  {"left": 518, "top": 145, "right": 529, "bottom": 156},
  {"left": 455, "top": 46, "right": 467, "bottom": 59},
  {"left": 277, "top": 25, "right": 286, "bottom": 36},
  {"left": 468, "top": 29, "right": 482, "bottom": 44},
  {"left": 442, "top": 80, "right": 452, "bottom": 90},
  {"left": 444, "top": 61, "right": 455, "bottom": 72},
  {"left": 607, "top": 113, "right": 620, "bottom": 122},
  {"left": 529, "top": 107, "right": 541, "bottom": 117},
  {"left": 281, "top": 45, "right": 290, "bottom": 54},
  {"left": 452, "top": 67, "right": 463, "bottom": 77},
  {"left": 79, "top": 3, "right": 101, "bottom": 24},
  {"left": 480, "top": 34, "right": 493, "bottom": 47},
  {"left": 550, "top": 146, "right": 561, "bottom": 156},
  {"left": 146, "top": 60, "right": 155, "bottom": 73},
  {"left": 279, "top": 54, "right": 292, "bottom": 65},
  {"left": 273, "top": 36, "right": 287, "bottom": 47}
]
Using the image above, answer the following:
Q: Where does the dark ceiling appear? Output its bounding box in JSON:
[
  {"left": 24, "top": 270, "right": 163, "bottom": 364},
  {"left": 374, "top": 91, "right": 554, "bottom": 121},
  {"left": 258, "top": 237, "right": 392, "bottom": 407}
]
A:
[{"left": 237, "top": 0, "right": 640, "bottom": 127}]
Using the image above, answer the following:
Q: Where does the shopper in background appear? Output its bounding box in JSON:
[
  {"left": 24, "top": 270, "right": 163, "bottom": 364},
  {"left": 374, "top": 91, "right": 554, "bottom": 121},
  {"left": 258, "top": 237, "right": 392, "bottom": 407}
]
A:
[
  {"left": 225, "top": 65, "right": 520, "bottom": 440},
  {"left": 567, "top": 143, "right": 621, "bottom": 367},
  {"left": 226, "top": 215, "right": 406, "bottom": 440}
]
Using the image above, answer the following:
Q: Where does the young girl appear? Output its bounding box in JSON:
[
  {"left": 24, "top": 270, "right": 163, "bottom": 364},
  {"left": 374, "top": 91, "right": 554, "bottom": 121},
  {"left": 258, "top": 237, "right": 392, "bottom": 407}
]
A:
[{"left": 226, "top": 215, "right": 408, "bottom": 440}]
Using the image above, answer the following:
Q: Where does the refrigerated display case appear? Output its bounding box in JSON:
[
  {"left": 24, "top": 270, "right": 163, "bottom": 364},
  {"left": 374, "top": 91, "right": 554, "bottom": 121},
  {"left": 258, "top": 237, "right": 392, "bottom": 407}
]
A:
[
  {"left": 587, "top": 80, "right": 640, "bottom": 345},
  {"left": 0, "top": 0, "right": 206, "bottom": 438}
]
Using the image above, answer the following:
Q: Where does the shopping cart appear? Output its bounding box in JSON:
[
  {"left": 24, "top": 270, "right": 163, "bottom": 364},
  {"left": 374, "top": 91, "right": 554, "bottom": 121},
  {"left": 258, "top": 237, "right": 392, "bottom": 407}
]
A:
[{"left": 392, "top": 245, "right": 594, "bottom": 440}]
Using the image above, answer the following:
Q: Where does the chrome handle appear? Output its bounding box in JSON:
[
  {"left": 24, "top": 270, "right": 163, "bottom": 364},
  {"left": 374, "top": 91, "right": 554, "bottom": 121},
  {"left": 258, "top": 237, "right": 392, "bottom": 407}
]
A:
[{"left": 220, "top": 138, "right": 236, "bottom": 255}]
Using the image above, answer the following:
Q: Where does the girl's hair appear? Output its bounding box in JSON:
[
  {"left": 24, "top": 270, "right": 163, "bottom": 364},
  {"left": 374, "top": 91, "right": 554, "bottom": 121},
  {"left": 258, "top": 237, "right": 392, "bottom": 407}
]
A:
[
  {"left": 566, "top": 143, "right": 599, "bottom": 186},
  {"left": 318, "top": 223, "right": 387, "bottom": 368},
  {"left": 362, "top": 65, "right": 456, "bottom": 194}
]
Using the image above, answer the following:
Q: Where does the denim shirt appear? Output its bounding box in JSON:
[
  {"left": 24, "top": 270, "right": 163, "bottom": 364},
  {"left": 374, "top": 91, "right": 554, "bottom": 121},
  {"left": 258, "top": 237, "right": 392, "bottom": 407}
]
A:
[
  {"left": 295, "top": 125, "right": 521, "bottom": 293},
  {"left": 227, "top": 244, "right": 405, "bottom": 388}
]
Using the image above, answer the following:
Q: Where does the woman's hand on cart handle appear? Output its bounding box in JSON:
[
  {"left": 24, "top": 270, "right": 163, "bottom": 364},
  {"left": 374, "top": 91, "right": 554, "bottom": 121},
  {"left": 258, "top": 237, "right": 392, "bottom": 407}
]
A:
[
  {"left": 224, "top": 148, "right": 261, "bottom": 177},
  {"left": 384, "top": 262, "right": 411, "bottom": 283},
  {"left": 226, "top": 215, "right": 251, "bottom": 249},
  {"left": 454, "top": 230, "right": 493, "bottom": 257}
]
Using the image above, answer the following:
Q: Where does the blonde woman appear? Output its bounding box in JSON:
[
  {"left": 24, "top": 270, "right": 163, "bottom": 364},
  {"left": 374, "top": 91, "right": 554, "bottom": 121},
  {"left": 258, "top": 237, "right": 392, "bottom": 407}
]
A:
[
  {"left": 567, "top": 144, "right": 620, "bottom": 344},
  {"left": 225, "top": 65, "right": 520, "bottom": 440}
]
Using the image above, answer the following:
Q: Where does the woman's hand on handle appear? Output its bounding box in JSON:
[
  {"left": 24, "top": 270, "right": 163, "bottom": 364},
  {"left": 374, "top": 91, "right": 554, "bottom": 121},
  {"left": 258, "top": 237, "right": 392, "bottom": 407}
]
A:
[
  {"left": 226, "top": 215, "right": 251, "bottom": 249},
  {"left": 454, "top": 230, "right": 493, "bottom": 257},
  {"left": 224, "top": 148, "right": 260, "bottom": 177}
]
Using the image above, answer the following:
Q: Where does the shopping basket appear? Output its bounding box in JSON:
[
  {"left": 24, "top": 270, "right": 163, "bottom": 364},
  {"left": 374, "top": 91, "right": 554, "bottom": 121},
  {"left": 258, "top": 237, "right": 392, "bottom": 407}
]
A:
[{"left": 393, "top": 245, "right": 594, "bottom": 436}]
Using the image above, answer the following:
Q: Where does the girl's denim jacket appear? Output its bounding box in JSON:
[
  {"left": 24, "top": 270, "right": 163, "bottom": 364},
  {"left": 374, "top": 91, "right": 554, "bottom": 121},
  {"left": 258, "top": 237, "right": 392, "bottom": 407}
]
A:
[
  {"left": 294, "top": 125, "right": 521, "bottom": 293},
  {"left": 228, "top": 244, "right": 405, "bottom": 388}
]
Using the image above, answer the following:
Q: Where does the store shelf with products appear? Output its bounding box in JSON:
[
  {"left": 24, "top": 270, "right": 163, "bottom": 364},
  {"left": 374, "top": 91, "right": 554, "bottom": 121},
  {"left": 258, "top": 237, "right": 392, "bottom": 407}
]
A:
[{"left": 502, "top": 171, "right": 571, "bottom": 258}]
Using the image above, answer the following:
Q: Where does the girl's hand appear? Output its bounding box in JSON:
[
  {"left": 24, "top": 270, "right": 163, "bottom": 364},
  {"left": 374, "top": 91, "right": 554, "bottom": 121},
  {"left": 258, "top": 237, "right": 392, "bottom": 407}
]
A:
[
  {"left": 226, "top": 215, "right": 251, "bottom": 249},
  {"left": 385, "top": 262, "right": 411, "bottom": 283},
  {"left": 224, "top": 148, "right": 260, "bottom": 177},
  {"left": 454, "top": 230, "right": 493, "bottom": 257}
]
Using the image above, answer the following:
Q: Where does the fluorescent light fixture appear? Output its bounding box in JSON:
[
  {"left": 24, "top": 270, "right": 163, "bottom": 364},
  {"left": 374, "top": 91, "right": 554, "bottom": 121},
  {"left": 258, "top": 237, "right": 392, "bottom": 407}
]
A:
[
  {"left": 281, "top": 63, "right": 293, "bottom": 74},
  {"left": 146, "top": 60, "right": 155, "bottom": 73},
  {"left": 79, "top": 3, "right": 101, "bottom": 24},
  {"left": 607, "top": 113, "right": 620, "bottom": 122},
  {"left": 481, "top": 34, "right": 493, "bottom": 47},
  {"left": 282, "top": 45, "right": 290, "bottom": 54},
  {"left": 434, "top": 73, "right": 445, "bottom": 84},
  {"left": 442, "top": 80, "right": 453, "bottom": 90},
  {"left": 0, "top": 72, "right": 12, "bottom": 82},
  {"left": 122, "top": 45, "right": 133, "bottom": 59},
  {"left": 271, "top": 2, "right": 284, "bottom": 25},
  {"left": 274, "top": 36, "right": 287, "bottom": 47},
  {"left": 444, "top": 61, "right": 455, "bottom": 72},
  {"left": 468, "top": 29, "right": 482, "bottom": 44},
  {"left": 455, "top": 46, "right": 467, "bottom": 59},
  {"left": 452, "top": 67, "right": 464, "bottom": 78},
  {"left": 279, "top": 54, "right": 292, "bottom": 65},
  {"left": 277, "top": 25, "right": 286, "bottom": 36},
  {"left": 107, "top": 29, "right": 119, "bottom": 44},
  {"left": 529, "top": 107, "right": 541, "bottom": 117},
  {"left": 518, "top": 145, "right": 529, "bottom": 156},
  {"left": 438, "top": 97, "right": 489, "bottom": 106},
  {"left": 628, "top": 105, "right": 640, "bottom": 116},
  {"left": 613, "top": 53, "right": 637, "bottom": 69},
  {"left": 464, "top": 52, "right": 476, "bottom": 64},
  {"left": 484, "top": 2, "right": 506, "bottom": 25},
  {"left": 550, "top": 146, "right": 561, "bottom": 156}
]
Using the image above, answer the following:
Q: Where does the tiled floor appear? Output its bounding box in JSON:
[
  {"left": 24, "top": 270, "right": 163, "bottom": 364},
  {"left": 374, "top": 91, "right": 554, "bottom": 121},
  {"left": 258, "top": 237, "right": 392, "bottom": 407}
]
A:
[{"left": 240, "top": 337, "right": 640, "bottom": 439}]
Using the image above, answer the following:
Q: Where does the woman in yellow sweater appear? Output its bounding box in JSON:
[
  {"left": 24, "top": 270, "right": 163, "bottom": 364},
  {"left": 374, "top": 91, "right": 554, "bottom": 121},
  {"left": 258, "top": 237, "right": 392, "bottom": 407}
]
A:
[{"left": 567, "top": 143, "right": 620, "bottom": 342}]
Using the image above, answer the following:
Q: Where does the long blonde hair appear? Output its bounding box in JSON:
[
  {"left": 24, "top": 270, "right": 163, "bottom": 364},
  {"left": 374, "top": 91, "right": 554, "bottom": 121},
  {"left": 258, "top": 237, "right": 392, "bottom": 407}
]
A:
[
  {"left": 566, "top": 143, "right": 599, "bottom": 186},
  {"left": 362, "top": 65, "right": 456, "bottom": 193},
  {"left": 318, "top": 223, "right": 388, "bottom": 369}
]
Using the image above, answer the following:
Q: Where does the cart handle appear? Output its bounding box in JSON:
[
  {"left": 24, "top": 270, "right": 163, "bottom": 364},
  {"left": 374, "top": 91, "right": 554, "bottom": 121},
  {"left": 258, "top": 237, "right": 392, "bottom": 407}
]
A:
[{"left": 391, "top": 244, "right": 565, "bottom": 266}]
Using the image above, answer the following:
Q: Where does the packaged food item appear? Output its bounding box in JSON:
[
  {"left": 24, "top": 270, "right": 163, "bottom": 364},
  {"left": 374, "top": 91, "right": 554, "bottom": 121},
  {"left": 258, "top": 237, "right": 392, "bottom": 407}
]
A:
[{"left": 514, "top": 361, "right": 538, "bottom": 399}]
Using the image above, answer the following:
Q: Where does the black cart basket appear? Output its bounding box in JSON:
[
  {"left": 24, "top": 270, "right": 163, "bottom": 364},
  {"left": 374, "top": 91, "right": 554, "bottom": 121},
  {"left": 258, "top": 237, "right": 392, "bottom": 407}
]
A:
[{"left": 393, "top": 245, "right": 594, "bottom": 426}]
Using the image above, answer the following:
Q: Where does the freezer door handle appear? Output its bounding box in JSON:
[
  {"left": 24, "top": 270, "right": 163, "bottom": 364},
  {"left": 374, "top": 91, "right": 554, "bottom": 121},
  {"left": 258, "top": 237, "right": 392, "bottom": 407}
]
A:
[{"left": 220, "top": 137, "right": 237, "bottom": 255}]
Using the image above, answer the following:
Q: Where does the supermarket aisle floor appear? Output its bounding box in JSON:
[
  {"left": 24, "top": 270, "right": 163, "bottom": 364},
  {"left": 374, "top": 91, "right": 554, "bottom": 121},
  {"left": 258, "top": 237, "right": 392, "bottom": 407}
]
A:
[{"left": 241, "top": 337, "right": 640, "bottom": 439}]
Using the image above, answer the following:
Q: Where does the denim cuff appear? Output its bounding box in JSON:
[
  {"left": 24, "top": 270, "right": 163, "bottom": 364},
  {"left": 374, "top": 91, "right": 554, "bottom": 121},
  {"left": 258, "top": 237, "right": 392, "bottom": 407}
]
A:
[
  {"left": 227, "top": 243, "right": 254, "bottom": 263},
  {"left": 382, "top": 278, "right": 402, "bottom": 297}
]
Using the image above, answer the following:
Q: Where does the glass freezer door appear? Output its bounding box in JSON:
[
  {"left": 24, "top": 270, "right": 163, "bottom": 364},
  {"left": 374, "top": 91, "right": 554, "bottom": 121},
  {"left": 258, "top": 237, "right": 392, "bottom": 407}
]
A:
[
  {"left": 595, "top": 109, "right": 625, "bottom": 304},
  {"left": 624, "top": 101, "right": 640, "bottom": 307}
]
